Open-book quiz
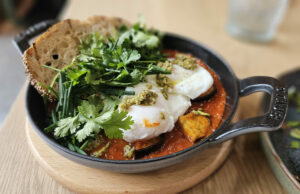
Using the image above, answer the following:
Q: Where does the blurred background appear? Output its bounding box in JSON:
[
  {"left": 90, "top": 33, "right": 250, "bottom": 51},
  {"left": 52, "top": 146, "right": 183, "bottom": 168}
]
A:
[
  {"left": 0, "top": 0, "right": 298, "bottom": 127},
  {"left": 0, "top": 0, "right": 67, "bottom": 126}
]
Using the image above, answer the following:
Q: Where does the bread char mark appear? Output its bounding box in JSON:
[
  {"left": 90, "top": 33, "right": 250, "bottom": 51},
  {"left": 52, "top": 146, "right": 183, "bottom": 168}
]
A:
[
  {"left": 32, "top": 43, "right": 40, "bottom": 61},
  {"left": 66, "top": 19, "right": 73, "bottom": 29},
  {"left": 117, "top": 17, "right": 122, "bottom": 23}
]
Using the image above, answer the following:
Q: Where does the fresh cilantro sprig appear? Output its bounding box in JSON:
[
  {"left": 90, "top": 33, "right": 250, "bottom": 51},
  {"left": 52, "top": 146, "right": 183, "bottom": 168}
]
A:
[
  {"left": 54, "top": 95, "right": 133, "bottom": 142},
  {"left": 67, "top": 29, "right": 169, "bottom": 87}
]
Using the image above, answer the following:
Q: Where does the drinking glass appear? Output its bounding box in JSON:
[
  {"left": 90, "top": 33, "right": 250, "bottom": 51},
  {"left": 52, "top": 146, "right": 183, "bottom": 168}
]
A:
[{"left": 227, "top": 0, "right": 289, "bottom": 42}]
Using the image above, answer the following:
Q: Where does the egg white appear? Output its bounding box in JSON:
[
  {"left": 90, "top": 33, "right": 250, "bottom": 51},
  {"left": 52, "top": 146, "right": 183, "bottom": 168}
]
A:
[
  {"left": 168, "top": 64, "right": 214, "bottom": 99},
  {"left": 166, "top": 94, "right": 191, "bottom": 121},
  {"left": 122, "top": 83, "right": 175, "bottom": 142}
]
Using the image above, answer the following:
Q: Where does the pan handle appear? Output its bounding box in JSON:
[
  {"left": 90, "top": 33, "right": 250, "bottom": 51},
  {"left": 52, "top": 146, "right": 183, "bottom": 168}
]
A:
[
  {"left": 12, "top": 20, "right": 58, "bottom": 55},
  {"left": 208, "top": 76, "right": 288, "bottom": 145}
]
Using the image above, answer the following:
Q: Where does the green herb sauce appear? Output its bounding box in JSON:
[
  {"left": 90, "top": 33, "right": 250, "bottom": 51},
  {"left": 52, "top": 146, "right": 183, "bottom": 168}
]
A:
[{"left": 119, "top": 90, "right": 158, "bottom": 110}]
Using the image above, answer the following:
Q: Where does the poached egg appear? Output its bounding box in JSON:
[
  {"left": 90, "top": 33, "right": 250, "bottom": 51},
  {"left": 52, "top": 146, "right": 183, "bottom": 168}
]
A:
[{"left": 121, "top": 57, "right": 214, "bottom": 142}]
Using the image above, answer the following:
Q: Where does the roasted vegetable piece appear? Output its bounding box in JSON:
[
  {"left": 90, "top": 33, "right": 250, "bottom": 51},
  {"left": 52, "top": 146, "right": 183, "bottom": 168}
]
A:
[
  {"left": 134, "top": 134, "right": 165, "bottom": 158},
  {"left": 194, "top": 85, "right": 216, "bottom": 101},
  {"left": 178, "top": 112, "right": 211, "bottom": 142}
]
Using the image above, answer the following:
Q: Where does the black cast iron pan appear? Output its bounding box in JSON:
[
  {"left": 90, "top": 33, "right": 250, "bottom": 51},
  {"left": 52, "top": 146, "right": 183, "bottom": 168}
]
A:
[{"left": 13, "top": 20, "right": 288, "bottom": 173}]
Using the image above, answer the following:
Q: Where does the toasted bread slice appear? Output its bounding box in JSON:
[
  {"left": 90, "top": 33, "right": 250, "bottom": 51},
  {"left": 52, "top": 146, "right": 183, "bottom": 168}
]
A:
[{"left": 23, "top": 16, "right": 130, "bottom": 101}]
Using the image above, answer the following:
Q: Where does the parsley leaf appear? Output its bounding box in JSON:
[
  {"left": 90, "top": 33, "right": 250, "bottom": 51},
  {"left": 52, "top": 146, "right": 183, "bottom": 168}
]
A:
[
  {"left": 54, "top": 115, "right": 80, "bottom": 137},
  {"left": 76, "top": 120, "right": 101, "bottom": 142},
  {"left": 78, "top": 95, "right": 103, "bottom": 119},
  {"left": 132, "top": 31, "right": 159, "bottom": 48},
  {"left": 67, "top": 68, "right": 87, "bottom": 86},
  {"left": 130, "top": 69, "right": 144, "bottom": 84},
  {"left": 97, "top": 110, "right": 134, "bottom": 139},
  {"left": 120, "top": 49, "right": 141, "bottom": 65},
  {"left": 101, "top": 97, "right": 120, "bottom": 113}
]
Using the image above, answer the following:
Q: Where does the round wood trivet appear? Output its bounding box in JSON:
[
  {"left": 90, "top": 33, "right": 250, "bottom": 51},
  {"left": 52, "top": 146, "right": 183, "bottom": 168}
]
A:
[{"left": 25, "top": 119, "right": 233, "bottom": 194}]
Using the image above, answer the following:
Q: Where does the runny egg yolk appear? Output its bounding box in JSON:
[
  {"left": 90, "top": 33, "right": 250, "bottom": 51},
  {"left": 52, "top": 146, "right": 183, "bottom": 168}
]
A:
[{"left": 143, "top": 118, "right": 160, "bottom": 127}]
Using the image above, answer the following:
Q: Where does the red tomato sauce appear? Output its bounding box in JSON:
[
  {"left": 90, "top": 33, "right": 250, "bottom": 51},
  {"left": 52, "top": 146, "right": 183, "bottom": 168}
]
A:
[{"left": 90, "top": 50, "right": 226, "bottom": 160}]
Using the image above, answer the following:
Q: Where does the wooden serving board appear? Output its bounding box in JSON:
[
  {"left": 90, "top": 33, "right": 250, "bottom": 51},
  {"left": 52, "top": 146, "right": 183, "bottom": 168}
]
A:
[{"left": 26, "top": 119, "right": 233, "bottom": 194}]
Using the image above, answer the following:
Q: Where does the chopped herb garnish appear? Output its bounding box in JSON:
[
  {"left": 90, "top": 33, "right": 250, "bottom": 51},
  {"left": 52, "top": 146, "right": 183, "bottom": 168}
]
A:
[
  {"left": 84, "top": 135, "right": 103, "bottom": 152},
  {"left": 192, "top": 108, "right": 210, "bottom": 117},
  {"left": 289, "top": 141, "right": 300, "bottom": 149},
  {"left": 288, "top": 86, "right": 300, "bottom": 112},
  {"left": 286, "top": 121, "right": 300, "bottom": 128},
  {"left": 173, "top": 54, "right": 197, "bottom": 70},
  {"left": 119, "top": 89, "right": 158, "bottom": 110},
  {"left": 91, "top": 142, "right": 110, "bottom": 157},
  {"left": 124, "top": 145, "right": 135, "bottom": 158},
  {"left": 290, "top": 129, "right": 300, "bottom": 140},
  {"left": 160, "top": 112, "right": 165, "bottom": 120}
]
